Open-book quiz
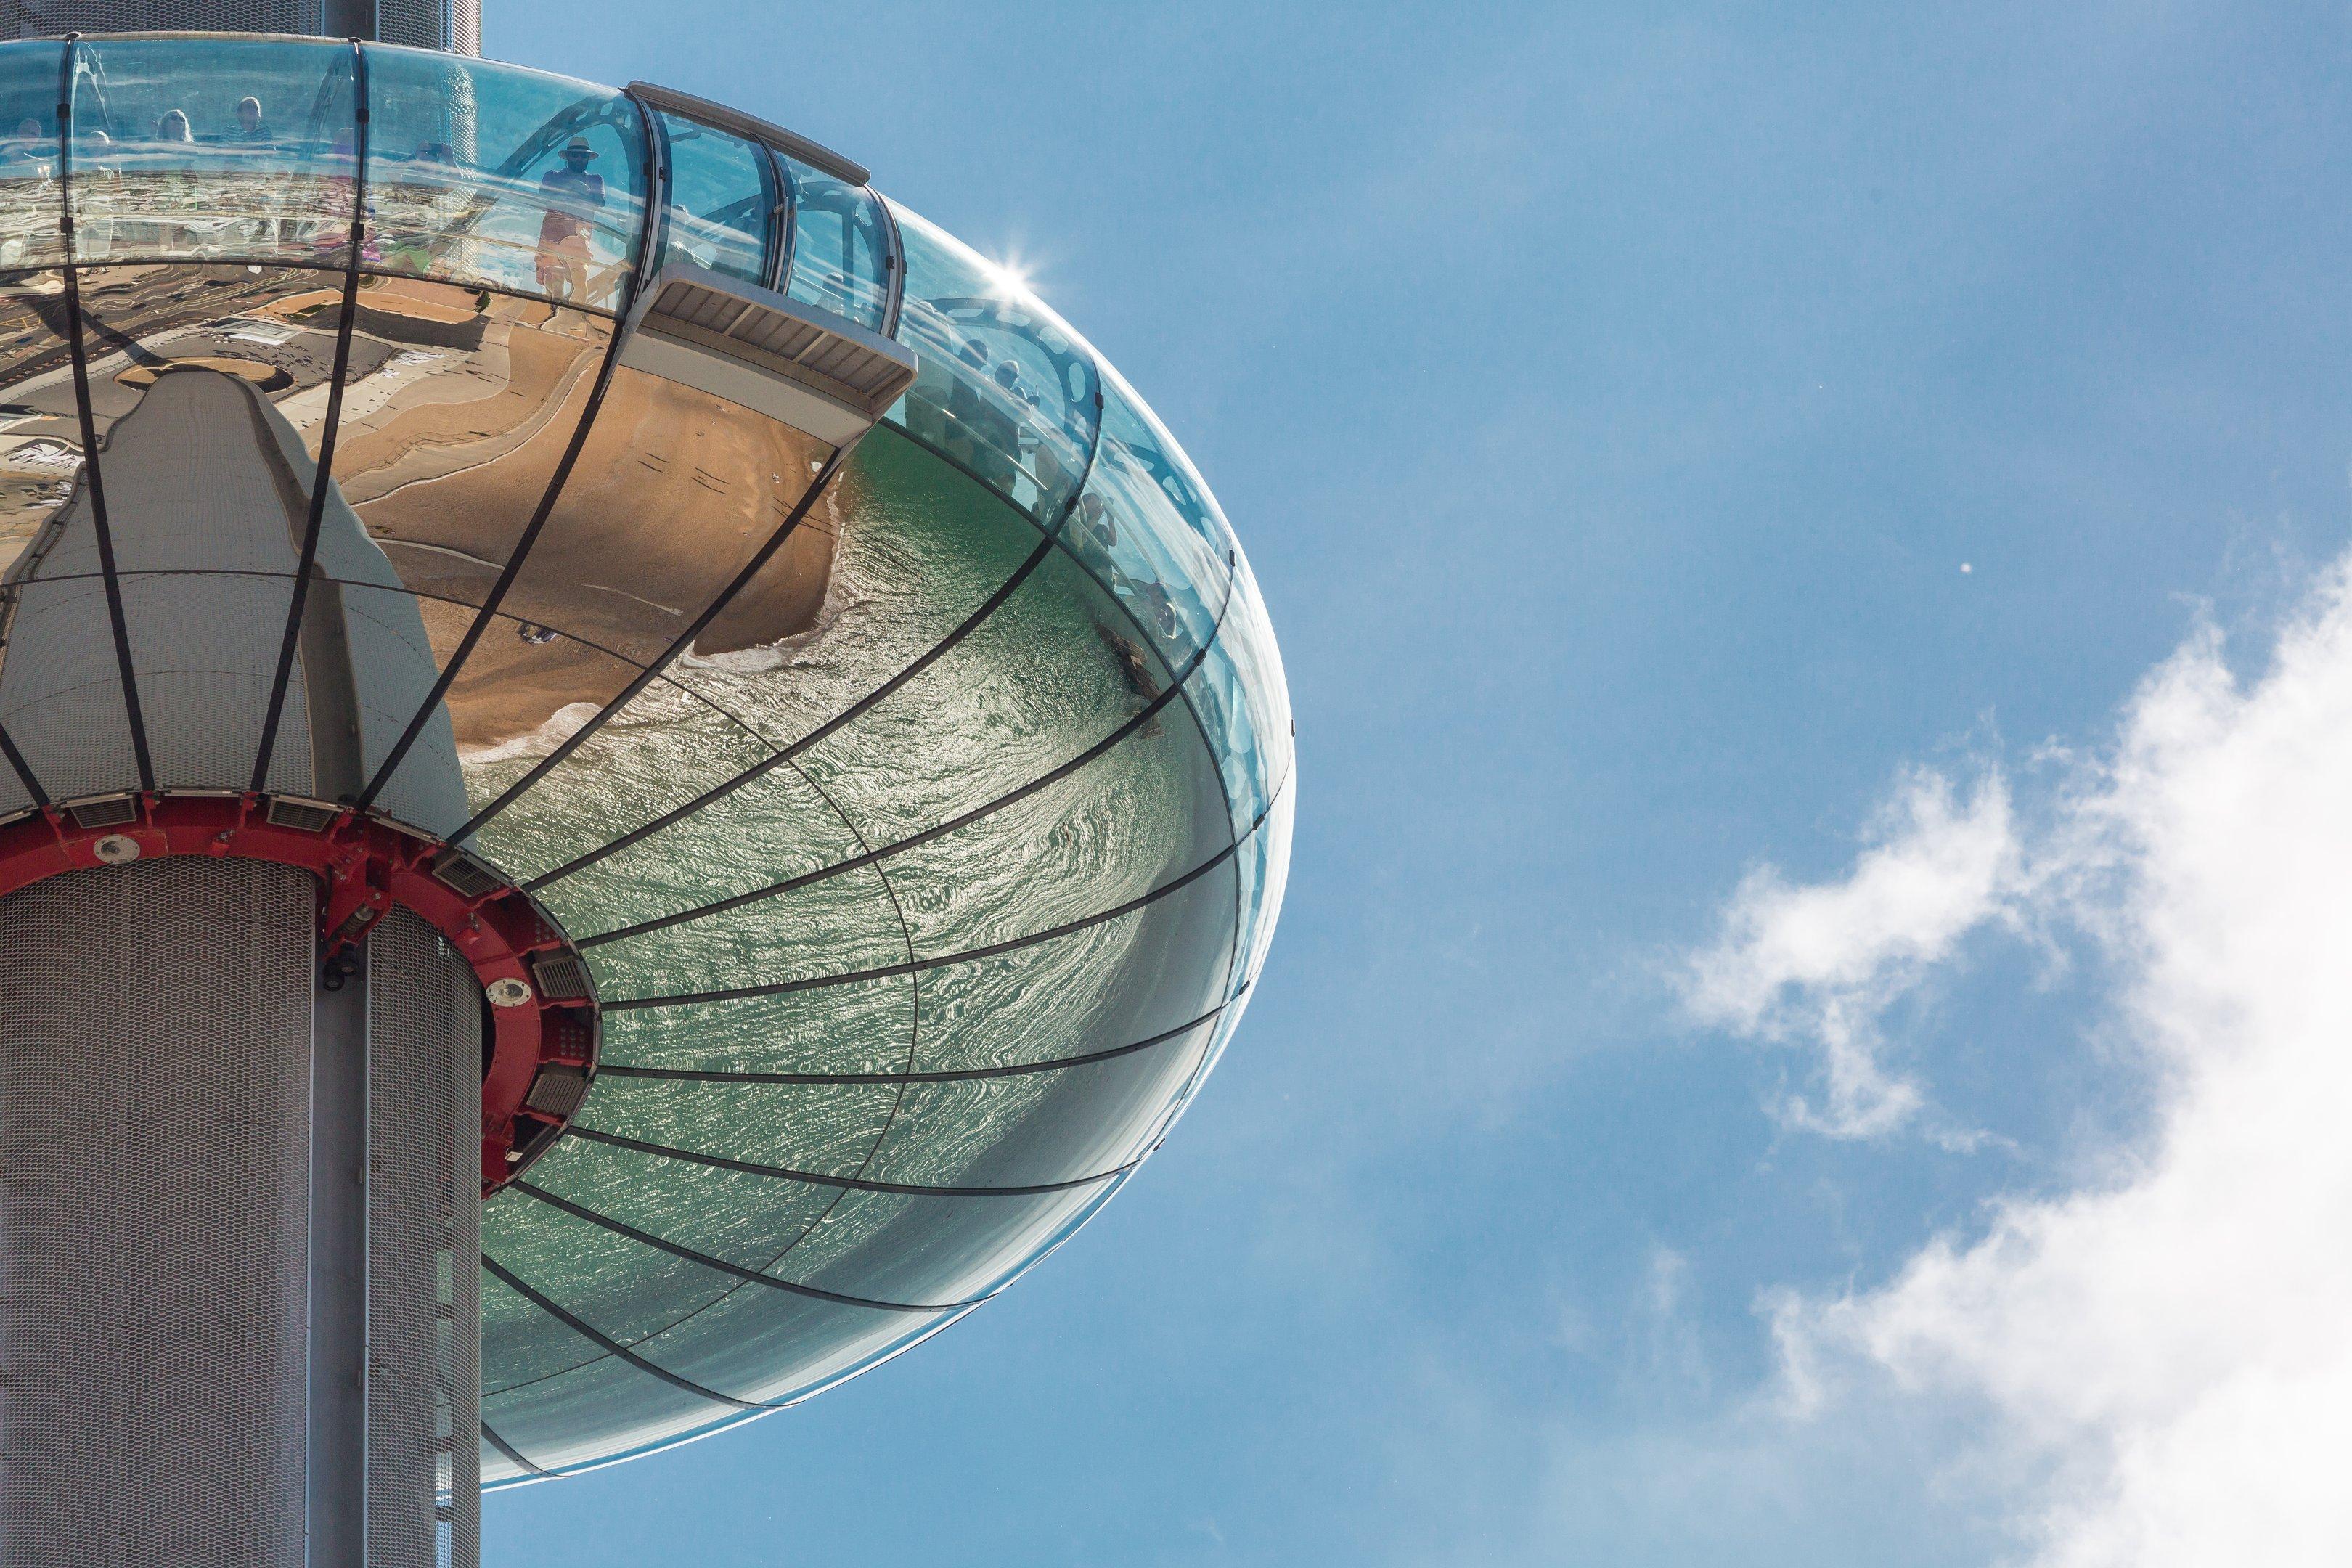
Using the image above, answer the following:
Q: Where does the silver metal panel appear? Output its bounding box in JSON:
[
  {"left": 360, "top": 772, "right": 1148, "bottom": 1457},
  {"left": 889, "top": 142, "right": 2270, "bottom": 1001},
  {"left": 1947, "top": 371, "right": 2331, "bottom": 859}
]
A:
[
  {"left": 0, "top": 857, "right": 314, "bottom": 1568},
  {"left": 367, "top": 907, "right": 483, "bottom": 1568},
  {"left": 107, "top": 369, "right": 313, "bottom": 795}
]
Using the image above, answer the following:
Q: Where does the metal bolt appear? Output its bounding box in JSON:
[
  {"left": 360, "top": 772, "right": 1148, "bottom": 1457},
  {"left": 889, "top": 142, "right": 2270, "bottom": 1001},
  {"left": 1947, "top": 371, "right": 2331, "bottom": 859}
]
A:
[
  {"left": 485, "top": 977, "right": 534, "bottom": 1008},
  {"left": 92, "top": 834, "right": 139, "bottom": 865}
]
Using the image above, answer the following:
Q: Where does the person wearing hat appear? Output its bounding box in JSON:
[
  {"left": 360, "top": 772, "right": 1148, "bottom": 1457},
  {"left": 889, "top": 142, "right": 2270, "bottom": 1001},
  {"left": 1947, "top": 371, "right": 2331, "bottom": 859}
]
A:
[{"left": 535, "top": 134, "right": 605, "bottom": 303}]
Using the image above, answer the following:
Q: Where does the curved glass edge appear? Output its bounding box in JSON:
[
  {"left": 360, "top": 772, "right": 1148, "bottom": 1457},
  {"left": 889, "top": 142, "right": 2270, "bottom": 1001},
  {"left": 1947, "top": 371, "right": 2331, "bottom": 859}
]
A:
[
  {"left": 0, "top": 38, "right": 655, "bottom": 311},
  {"left": 885, "top": 202, "right": 1098, "bottom": 526},
  {"left": 475, "top": 797, "right": 1283, "bottom": 1484},
  {"left": 869, "top": 198, "right": 1289, "bottom": 843},
  {"left": 481, "top": 1299, "right": 981, "bottom": 1489}
]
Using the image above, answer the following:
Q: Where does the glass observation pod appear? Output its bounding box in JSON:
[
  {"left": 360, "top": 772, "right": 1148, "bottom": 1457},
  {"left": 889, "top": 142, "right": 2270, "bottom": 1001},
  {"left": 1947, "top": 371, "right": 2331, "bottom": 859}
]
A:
[{"left": 0, "top": 36, "right": 1291, "bottom": 1483}]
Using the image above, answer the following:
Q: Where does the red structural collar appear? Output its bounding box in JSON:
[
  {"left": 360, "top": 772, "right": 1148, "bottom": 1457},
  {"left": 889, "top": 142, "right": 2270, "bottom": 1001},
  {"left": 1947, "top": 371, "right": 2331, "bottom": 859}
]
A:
[{"left": 0, "top": 791, "right": 597, "bottom": 1195}]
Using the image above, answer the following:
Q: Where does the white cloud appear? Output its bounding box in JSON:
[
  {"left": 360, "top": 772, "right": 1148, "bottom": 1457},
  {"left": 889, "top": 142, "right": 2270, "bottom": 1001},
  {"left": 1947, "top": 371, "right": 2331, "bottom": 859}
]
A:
[
  {"left": 1751, "top": 558, "right": 2352, "bottom": 1563},
  {"left": 1684, "top": 767, "right": 2022, "bottom": 1136}
]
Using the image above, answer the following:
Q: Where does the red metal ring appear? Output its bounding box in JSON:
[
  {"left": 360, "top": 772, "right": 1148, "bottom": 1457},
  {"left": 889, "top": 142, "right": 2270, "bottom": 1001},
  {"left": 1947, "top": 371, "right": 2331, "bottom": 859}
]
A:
[{"left": 0, "top": 791, "right": 597, "bottom": 1195}]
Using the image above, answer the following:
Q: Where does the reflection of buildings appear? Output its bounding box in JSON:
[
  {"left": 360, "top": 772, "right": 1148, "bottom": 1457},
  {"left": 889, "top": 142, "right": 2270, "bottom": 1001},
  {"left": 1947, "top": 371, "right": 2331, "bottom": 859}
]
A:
[{"left": 0, "top": 4, "right": 1291, "bottom": 1566}]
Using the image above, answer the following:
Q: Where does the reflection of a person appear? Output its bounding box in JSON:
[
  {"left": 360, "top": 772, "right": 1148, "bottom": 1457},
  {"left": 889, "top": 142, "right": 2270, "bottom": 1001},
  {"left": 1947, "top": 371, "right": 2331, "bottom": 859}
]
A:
[
  {"left": 226, "top": 95, "right": 271, "bottom": 144},
  {"left": 967, "top": 350, "right": 1022, "bottom": 494},
  {"left": 1, "top": 116, "right": 49, "bottom": 166},
  {"left": 1069, "top": 492, "right": 1119, "bottom": 573},
  {"left": 0, "top": 116, "right": 52, "bottom": 182},
  {"left": 153, "top": 110, "right": 193, "bottom": 143},
  {"left": 534, "top": 135, "right": 605, "bottom": 303}
]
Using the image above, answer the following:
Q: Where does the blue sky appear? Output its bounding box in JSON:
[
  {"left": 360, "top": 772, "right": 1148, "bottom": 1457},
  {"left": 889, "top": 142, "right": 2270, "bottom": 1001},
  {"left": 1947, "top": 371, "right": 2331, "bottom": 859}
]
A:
[{"left": 484, "top": 4, "right": 2352, "bottom": 1562}]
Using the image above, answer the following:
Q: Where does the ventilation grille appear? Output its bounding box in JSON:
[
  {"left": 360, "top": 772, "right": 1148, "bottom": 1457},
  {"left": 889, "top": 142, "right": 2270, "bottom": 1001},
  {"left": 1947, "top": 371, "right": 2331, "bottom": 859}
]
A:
[
  {"left": 0, "top": 859, "right": 313, "bottom": 1568},
  {"left": 265, "top": 798, "right": 339, "bottom": 833},
  {"left": 639, "top": 274, "right": 917, "bottom": 417},
  {"left": 521, "top": 1063, "right": 589, "bottom": 1120},
  {"left": 65, "top": 795, "right": 137, "bottom": 830},
  {"left": 528, "top": 950, "right": 592, "bottom": 1001},
  {"left": 430, "top": 850, "right": 502, "bottom": 901}
]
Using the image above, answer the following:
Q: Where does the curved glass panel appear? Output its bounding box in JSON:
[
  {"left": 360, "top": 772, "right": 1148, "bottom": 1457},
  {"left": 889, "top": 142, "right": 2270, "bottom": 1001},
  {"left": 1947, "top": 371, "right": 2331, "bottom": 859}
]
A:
[
  {"left": 362, "top": 44, "right": 646, "bottom": 309},
  {"left": 886, "top": 203, "right": 1099, "bottom": 523},
  {"left": 636, "top": 425, "right": 1050, "bottom": 763},
  {"left": 0, "top": 44, "right": 62, "bottom": 273},
  {"left": 0, "top": 36, "right": 1289, "bottom": 1485},
  {"left": 1212, "top": 539, "right": 1293, "bottom": 824},
  {"left": 1071, "top": 382, "right": 1228, "bottom": 674},
  {"left": 66, "top": 38, "right": 358, "bottom": 269},
  {"left": 776, "top": 155, "right": 886, "bottom": 331},
  {"left": 653, "top": 110, "right": 771, "bottom": 286}
]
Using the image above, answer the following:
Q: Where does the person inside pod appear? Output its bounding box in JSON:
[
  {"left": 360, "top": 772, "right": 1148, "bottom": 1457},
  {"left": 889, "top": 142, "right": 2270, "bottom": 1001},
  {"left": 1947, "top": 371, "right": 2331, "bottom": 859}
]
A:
[{"left": 534, "top": 134, "right": 605, "bottom": 303}]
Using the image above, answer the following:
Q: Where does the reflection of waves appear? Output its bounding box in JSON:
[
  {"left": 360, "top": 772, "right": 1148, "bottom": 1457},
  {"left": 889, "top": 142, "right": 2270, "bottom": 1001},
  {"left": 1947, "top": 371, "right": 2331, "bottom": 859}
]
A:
[{"left": 471, "top": 436, "right": 1227, "bottom": 1434}]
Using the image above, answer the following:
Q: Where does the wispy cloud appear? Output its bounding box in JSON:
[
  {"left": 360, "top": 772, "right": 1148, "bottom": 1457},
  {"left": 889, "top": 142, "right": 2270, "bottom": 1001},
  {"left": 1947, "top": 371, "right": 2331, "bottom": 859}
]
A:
[
  {"left": 1721, "top": 556, "right": 2352, "bottom": 1561},
  {"left": 1683, "top": 767, "right": 2022, "bottom": 1136}
]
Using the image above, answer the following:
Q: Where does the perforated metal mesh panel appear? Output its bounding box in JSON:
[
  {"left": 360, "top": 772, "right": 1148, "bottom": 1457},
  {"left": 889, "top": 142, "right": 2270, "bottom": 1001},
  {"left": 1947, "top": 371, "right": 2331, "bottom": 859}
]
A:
[
  {"left": 367, "top": 907, "right": 483, "bottom": 1568},
  {"left": 376, "top": 0, "right": 471, "bottom": 52},
  {"left": 0, "top": 0, "right": 475, "bottom": 48},
  {"left": 0, "top": 857, "right": 313, "bottom": 1568},
  {"left": 1, "top": 0, "right": 323, "bottom": 36}
]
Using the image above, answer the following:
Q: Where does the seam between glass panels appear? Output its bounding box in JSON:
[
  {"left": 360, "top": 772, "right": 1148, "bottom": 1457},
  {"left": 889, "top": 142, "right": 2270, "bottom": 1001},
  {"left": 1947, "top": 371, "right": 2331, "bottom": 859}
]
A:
[
  {"left": 600, "top": 812, "right": 1256, "bottom": 1011},
  {"left": 594, "top": 1004, "right": 1222, "bottom": 1085},
  {"left": 736, "top": 731, "right": 927, "bottom": 1304},
  {"left": 565, "top": 1126, "right": 1136, "bottom": 1199},
  {"left": 523, "top": 534, "right": 1056, "bottom": 891},
  {"left": 350, "top": 85, "right": 663, "bottom": 813},
  {"left": 575, "top": 573, "right": 1235, "bottom": 951},
  {"left": 481, "top": 1253, "right": 774, "bottom": 1413},
  {"left": 876, "top": 412, "right": 1241, "bottom": 846},
  {"left": 874, "top": 187, "right": 904, "bottom": 338},
  {"left": 478, "top": 1418, "right": 547, "bottom": 1477},
  {"left": 1141, "top": 767, "right": 1293, "bottom": 1161},
  {"left": 450, "top": 444, "right": 852, "bottom": 844},
  {"left": 510, "top": 1180, "right": 983, "bottom": 1312}
]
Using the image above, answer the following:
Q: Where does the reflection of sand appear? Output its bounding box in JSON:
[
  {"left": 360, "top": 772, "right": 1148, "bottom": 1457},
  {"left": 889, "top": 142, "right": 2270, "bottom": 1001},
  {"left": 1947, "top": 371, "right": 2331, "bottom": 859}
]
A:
[
  {"left": 510, "top": 367, "right": 837, "bottom": 660},
  {"left": 326, "top": 282, "right": 843, "bottom": 752}
]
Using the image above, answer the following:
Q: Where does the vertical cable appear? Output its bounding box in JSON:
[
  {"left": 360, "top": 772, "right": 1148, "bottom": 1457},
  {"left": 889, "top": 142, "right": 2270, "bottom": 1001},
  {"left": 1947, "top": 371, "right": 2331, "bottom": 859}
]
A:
[
  {"left": 352, "top": 89, "right": 665, "bottom": 814},
  {"left": 0, "top": 719, "right": 49, "bottom": 808},
  {"left": 54, "top": 35, "right": 155, "bottom": 793},
  {"left": 448, "top": 446, "right": 847, "bottom": 843},
  {"left": 250, "top": 39, "right": 371, "bottom": 795}
]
